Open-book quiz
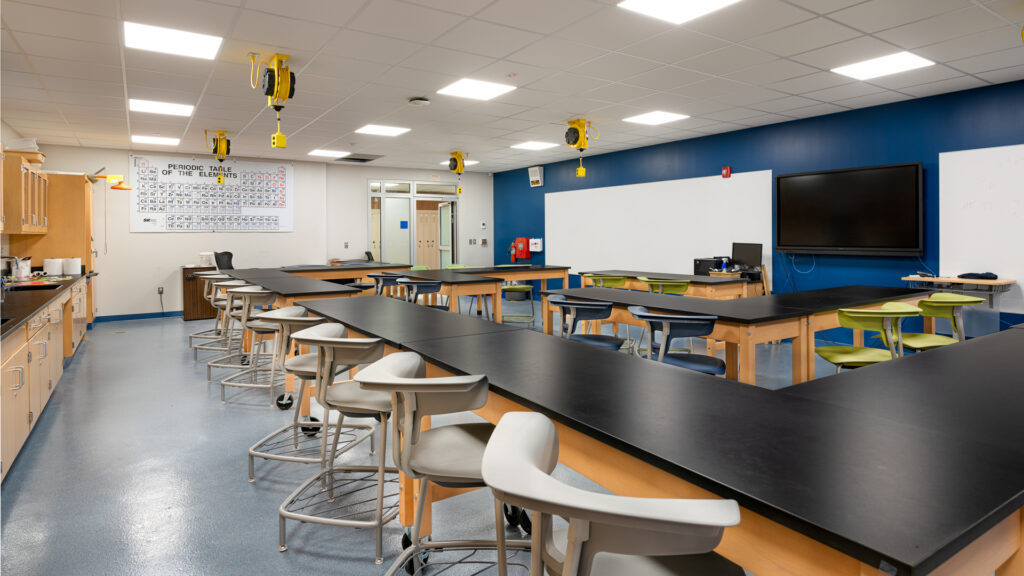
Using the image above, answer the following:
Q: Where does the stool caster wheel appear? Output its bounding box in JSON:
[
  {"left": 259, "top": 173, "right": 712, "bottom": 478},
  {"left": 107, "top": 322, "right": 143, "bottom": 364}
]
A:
[
  {"left": 401, "top": 532, "right": 430, "bottom": 575},
  {"left": 503, "top": 504, "right": 521, "bottom": 528},
  {"left": 276, "top": 393, "right": 293, "bottom": 410},
  {"left": 300, "top": 416, "right": 320, "bottom": 437},
  {"left": 518, "top": 507, "right": 532, "bottom": 535}
]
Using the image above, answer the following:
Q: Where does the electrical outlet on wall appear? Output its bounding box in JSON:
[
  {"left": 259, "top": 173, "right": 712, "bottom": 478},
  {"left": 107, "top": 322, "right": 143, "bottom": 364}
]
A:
[
  {"left": 481, "top": 238, "right": 488, "bottom": 246},
  {"left": 157, "top": 286, "right": 164, "bottom": 295},
  {"left": 469, "top": 238, "right": 477, "bottom": 245},
  {"left": 344, "top": 242, "right": 349, "bottom": 248}
]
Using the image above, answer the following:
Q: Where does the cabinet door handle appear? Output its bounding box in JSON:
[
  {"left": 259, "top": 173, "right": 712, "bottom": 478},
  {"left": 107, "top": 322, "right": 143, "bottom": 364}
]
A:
[
  {"left": 39, "top": 341, "right": 48, "bottom": 360},
  {"left": 8, "top": 366, "right": 26, "bottom": 390},
  {"left": 30, "top": 322, "right": 44, "bottom": 329}
]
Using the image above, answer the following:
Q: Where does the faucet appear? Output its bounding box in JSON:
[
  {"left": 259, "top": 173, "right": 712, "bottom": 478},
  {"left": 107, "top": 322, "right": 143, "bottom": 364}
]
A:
[{"left": 1, "top": 256, "right": 24, "bottom": 278}]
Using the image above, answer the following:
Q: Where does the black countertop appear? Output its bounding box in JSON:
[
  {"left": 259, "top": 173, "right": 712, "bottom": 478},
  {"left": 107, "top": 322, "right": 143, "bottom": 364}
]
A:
[
  {"left": 299, "top": 296, "right": 521, "bottom": 344},
  {"left": 404, "top": 328, "right": 1024, "bottom": 576},
  {"left": 1, "top": 275, "right": 85, "bottom": 338},
  {"left": 462, "top": 265, "right": 570, "bottom": 274},
  {"left": 282, "top": 262, "right": 409, "bottom": 272},
  {"left": 250, "top": 275, "right": 363, "bottom": 297},
  {"left": 580, "top": 269, "right": 754, "bottom": 284},
  {"left": 543, "top": 285, "right": 932, "bottom": 325},
  {"left": 385, "top": 269, "right": 502, "bottom": 285}
]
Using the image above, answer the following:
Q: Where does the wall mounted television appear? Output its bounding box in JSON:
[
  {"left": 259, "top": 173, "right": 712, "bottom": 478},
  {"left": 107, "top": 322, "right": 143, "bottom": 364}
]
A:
[{"left": 775, "top": 162, "right": 923, "bottom": 256}]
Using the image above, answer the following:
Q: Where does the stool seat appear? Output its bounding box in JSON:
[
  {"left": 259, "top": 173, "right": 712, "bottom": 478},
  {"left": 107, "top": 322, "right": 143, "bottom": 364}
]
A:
[
  {"left": 408, "top": 422, "right": 493, "bottom": 485},
  {"left": 661, "top": 353, "right": 727, "bottom": 375},
  {"left": 324, "top": 380, "right": 392, "bottom": 414},
  {"left": 349, "top": 282, "right": 374, "bottom": 290},
  {"left": 569, "top": 334, "right": 624, "bottom": 351},
  {"left": 284, "top": 353, "right": 319, "bottom": 377},
  {"left": 900, "top": 332, "right": 958, "bottom": 350},
  {"left": 815, "top": 345, "right": 893, "bottom": 368},
  {"left": 549, "top": 529, "right": 743, "bottom": 576}
]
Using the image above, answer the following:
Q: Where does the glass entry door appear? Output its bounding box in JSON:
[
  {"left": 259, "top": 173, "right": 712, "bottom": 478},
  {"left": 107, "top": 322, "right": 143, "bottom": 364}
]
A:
[
  {"left": 382, "top": 196, "right": 411, "bottom": 265},
  {"left": 438, "top": 202, "right": 454, "bottom": 268}
]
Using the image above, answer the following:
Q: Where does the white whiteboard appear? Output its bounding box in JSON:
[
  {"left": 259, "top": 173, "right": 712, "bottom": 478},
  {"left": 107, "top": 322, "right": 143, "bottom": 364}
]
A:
[
  {"left": 544, "top": 170, "right": 773, "bottom": 274},
  {"left": 940, "top": 143, "right": 1024, "bottom": 313},
  {"left": 129, "top": 154, "right": 294, "bottom": 232}
]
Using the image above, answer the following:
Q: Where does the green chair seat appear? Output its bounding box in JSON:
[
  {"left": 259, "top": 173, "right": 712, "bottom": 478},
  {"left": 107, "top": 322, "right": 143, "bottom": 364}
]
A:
[
  {"left": 637, "top": 277, "right": 689, "bottom": 295},
  {"left": 409, "top": 265, "right": 430, "bottom": 271},
  {"left": 582, "top": 274, "right": 627, "bottom": 289},
  {"left": 501, "top": 285, "right": 532, "bottom": 292},
  {"left": 900, "top": 332, "right": 959, "bottom": 351},
  {"left": 815, "top": 346, "right": 895, "bottom": 368}
]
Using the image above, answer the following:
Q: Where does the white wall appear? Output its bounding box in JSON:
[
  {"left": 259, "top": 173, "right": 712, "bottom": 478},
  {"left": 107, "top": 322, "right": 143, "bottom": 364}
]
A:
[{"left": 36, "top": 144, "right": 493, "bottom": 317}]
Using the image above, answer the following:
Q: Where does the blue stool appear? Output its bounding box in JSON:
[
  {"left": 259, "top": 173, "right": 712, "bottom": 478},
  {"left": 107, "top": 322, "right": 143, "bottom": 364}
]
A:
[
  {"left": 628, "top": 306, "right": 725, "bottom": 375},
  {"left": 547, "top": 294, "right": 625, "bottom": 351},
  {"left": 398, "top": 278, "right": 448, "bottom": 310},
  {"left": 367, "top": 273, "right": 402, "bottom": 297}
]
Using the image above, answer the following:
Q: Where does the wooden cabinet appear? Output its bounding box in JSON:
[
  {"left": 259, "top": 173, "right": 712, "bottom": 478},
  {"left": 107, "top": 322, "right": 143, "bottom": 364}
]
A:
[
  {"left": 28, "top": 325, "right": 49, "bottom": 420},
  {"left": 2, "top": 151, "right": 48, "bottom": 234},
  {"left": 49, "top": 302, "right": 65, "bottom": 388},
  {"left": 182, "top": 266, "right": 217, "bottom": 321},
  {"left": 2, "top": 340, "right": 31, "bottom": 479}
]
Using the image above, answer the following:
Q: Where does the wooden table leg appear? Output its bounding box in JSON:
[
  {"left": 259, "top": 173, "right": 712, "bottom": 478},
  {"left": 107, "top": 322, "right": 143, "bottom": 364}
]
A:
[
  {"left": 924, "top": 317, "right": 935, "bottom": 334},
  {"left": 447, "top": 287, "right": 460, "bottom": 314},
  {"left": 738, "top": 333, "right": 756, "bottom": 385},
  {"left": 725, "top": 342, "right": 739, "bottom": 380},
  {"left": 852, "top": 329, "right": 864, "bottom": 347},
  {"left": 792, "top": 319, "right": 808, "bottom": 385},
  {"left": 995, "top": 509, "right": 1024, "bottom": 576},
  {"left": 491, "top": 288, "right": 502, "bottom": 323}
]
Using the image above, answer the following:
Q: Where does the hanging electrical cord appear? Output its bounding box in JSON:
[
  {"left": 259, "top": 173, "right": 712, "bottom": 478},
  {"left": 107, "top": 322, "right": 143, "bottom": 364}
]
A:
[{"left": 790, "top": 254, "right": 816, "bottom": 274}]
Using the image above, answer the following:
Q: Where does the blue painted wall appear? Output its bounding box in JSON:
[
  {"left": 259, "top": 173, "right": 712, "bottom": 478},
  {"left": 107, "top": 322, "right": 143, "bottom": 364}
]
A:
[{"left": 493, "top": 80, "right": 1024, "bottom": 333}]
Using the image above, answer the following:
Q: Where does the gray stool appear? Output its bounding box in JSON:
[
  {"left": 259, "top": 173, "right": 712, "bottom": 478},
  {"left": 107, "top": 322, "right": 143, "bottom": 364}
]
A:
[
  {"left": 356, "top": 352, "right": 530, "bottom": 575},
  {"left": 220, "top": 286, "right": 279, "bottom": 404},
  {"left": 482, "top": 412, "right": 743, "bottom": 576}
]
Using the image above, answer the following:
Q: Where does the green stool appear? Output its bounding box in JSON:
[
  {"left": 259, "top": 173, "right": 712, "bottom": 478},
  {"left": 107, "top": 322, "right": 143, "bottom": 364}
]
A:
[
  {"left": 637, "top": 277, "right": 690, "bottom": 295},
  {"left": 409, "top": 265, "right": 430, "bottom": 271},
  {"left": 899, "top": 293, "right": 984, "bottom": 351},
  {"left": 582, "top": 274, "right": 626, "bottom": 289},
  {"left": 815, "top": 302, "right": 922, "bottom": 373}
]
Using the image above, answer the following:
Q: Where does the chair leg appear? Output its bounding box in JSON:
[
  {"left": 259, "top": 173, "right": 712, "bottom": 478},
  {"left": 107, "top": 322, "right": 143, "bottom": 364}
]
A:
[
  {"left": 324, "top": 411, "right": 344, "bottom": 494},
  {"left": 327, "top": 411, "right": 347, "bottom": 500},
  {"left": 494, "top": 496, "right": 508, "bottom": 576},
  {"left": 411, "top": 478, "right": 429, "bottom": 573},
  {"left": 375, "top": 413, "right": 388, "bottom": 564}
]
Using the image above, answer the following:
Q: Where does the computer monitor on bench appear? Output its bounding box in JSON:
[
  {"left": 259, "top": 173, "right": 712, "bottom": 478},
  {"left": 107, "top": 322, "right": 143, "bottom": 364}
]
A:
[{"left": 731, "top": 243, "right": 762, "bottom": 268}]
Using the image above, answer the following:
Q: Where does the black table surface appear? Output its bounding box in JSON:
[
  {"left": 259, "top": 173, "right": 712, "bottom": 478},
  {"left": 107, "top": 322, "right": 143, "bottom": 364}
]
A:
[
  {"left": 543, "top": 285, "right": 932, "bottom": 325},
  {"left": 1, "top": 275, "right": 84, "bottom": 338},
  {"left": 404, "top": 328, "right": 1024, "bottom": 576},
  {"left": 242, "top": 274, "right": 363, "bottom": 297},
  {"left": 282, "top": 262, "right": 409, "bottom": 272},
  {"left": 580, "top": 269, "right": 754, "bottom": 284},
  {"left": 385, "top": 269, "right": 502, "bottom": 284},
  {"left": 461, "top": 265, "right": 570, "bottom": 274},
  {"left": 298, "top": 296, "right": 522, "bottom": 344},
  {"left": 223, "top": 268, "right": 292, "bottom": 280}
]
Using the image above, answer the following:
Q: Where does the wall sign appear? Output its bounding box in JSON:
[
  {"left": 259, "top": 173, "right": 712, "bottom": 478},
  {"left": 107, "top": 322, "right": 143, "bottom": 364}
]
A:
[{"left": 129, "top": 153, "right": 294, "bottom": 232}]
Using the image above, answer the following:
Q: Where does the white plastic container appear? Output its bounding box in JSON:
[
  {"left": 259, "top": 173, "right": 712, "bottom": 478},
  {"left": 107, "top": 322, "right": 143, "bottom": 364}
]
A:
[
  {"left": 63, "top": 258, "right": 82, "bottom": 275},
  {"left": 43, "top": 259, "right": 64, "bottom": 276},
  {"left": 199, "top": 252, "right": 215, "bottom": 267}
]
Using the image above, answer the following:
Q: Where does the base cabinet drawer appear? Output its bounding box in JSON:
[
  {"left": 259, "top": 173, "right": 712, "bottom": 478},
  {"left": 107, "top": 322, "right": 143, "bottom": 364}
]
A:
[{"left": 2, "top": 344, "right": 31, "bottom": 479}]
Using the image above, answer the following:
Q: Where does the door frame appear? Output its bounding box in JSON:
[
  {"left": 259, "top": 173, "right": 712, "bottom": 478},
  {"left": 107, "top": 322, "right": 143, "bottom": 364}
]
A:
[{"left": 368, "top": 180, "right": 459, "bottom": 266}]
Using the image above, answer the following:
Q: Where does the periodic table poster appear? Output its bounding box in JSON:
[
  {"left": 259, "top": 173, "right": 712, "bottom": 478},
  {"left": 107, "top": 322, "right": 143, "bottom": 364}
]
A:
[{"left": 129, "top": 154, "right": 294, "bottom": 232}]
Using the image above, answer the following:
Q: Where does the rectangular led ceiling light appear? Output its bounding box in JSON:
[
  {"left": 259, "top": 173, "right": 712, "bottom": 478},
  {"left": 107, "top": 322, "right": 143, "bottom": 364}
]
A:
[
  {"left": 124, "top": 22, "right": 222, "bottom": 60},
  {"left": 132, "top": 135, "right": 180, "bottom": 146},
  {"left": 128, "top": 98, "right": 194, "bottom": 117},
  {"left": 356, "top": 124, "right": 410, "bottom": 136},
  {"left": 832, "top": 51, "right": 934, "bottom": 81},
  {"left": 618, "top": 0, "right": 742, "bottom": 25},
  {"left": 309, "top": 149, "right": 351, "bottom": 158},
  {"left": 623, "top": 111, "right": 689, "bottom": 125},
  {"left": 437, "top": 78, "right": 517, "bottom": 101},
  {"left": 511, "top": 141, "right": 558, "bottom": 150}
]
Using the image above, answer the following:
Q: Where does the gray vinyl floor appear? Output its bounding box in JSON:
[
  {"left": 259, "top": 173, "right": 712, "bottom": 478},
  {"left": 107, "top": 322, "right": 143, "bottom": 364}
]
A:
[{"left": 0, "top": 297, "right": 830, "bottom": 575}]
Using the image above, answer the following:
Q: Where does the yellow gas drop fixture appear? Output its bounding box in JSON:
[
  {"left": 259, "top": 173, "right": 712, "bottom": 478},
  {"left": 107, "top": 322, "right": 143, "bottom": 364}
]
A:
[
  {"left": 565, "top": 118, "right": 598, "bottom": 177},
  {"left": 449, "top": 151, "right": 467, "bottom": 194},
  {"left": 249, "top": 52, "right": 296, "bottom": 148},
  {"left": 204, "top": 130, "right": 231, "bottom": 184}
]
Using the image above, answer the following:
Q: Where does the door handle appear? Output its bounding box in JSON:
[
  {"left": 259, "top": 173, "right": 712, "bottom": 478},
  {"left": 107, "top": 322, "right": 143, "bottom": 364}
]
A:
[
  {"left": 39, "top": 341, "right": 48, "bottom": 360},
  {"left": 8, "top": 366, "right": 25, "bottom": 390}
]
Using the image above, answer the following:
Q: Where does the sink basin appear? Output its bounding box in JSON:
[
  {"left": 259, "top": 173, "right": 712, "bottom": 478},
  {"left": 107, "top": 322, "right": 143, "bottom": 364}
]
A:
[{"left": 6, "top": 283, "right": 61, "bottom": 292}]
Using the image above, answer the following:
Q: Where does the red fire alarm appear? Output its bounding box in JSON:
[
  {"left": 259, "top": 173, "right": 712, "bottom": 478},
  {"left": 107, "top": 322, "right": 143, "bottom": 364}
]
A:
[{"left": 722, "top": 166, "right": 731, "bottom": 178}]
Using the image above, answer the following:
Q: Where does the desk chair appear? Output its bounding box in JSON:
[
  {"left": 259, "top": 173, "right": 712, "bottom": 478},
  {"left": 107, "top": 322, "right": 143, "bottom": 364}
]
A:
[
  {"left": 482, "top": 412, "right": 742, "bottom": 576},
  {"left": 278, "top": 323, "right": 398, "bottom": 563},
  {"left": 355, "top": 352, "right": 530, "bottom": 576},
  {"left": 815, "top": 302, "right": 922, "bottom": 373},
  {"left": 498, "top": 265, "right": 535, "bottom": 325},
  {"left": 214, "top": 251, "right": 234, "bottom": 270},
  {"left": 547, "top": 295, "right": 625, "bottom": 352},
  {"left": 581, "top": 274, "right": 626, "bottom": 289},
  {"left": 221, "top": 286, "right": 279, "bottom": 405},
  {"left": 410, "top": 265, "right": 430, "bottom": 271},
  {"left": 368, "top": 272, "right": 403, "bottom": 297},
  {"left": 637, "top": 277, "right": 689, "bottom": 295},
  {"left": 628, "top": 306, "right": 726, "bottom": 376},
  {"left": 899, "top": 293, "right": 984, "bottom": 351},
  {"left": 398, "top": 278, "right": 448, "bottom": 310},
  {"left": 196, "top": 279, "right": 249, "bottom": 373}
]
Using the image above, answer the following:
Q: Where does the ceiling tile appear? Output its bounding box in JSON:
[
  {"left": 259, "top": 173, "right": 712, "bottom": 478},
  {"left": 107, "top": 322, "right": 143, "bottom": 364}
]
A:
[
  {"left": 319, "top": 29, "right": 422, "bottom": 65},
  {"left": 717, "top": 87, "right": 789, "bottom": 107},
  {"left": 726, "top": 59, "right": 818, "bottom": 84},
  {"left": 374, "top": 66, "right": 458, "bottom": 93},
  {"left": 434, "top": 20, "right": 542, "bottom": 59},
  {"left": 975, "top": 65, "right": 1024, "bottom": 85},
  {"left": 745, "top": 18, "right": 862, "bottom": 57},
  {"left": 2, "top": 2, "right": 117, "bottom": 45},
  {"left": 791, "top": 35, "right": 901, "bottom": 69},
  {"left": 231, "top": 9, "right": 338, "bottom": 52},
  {"left": 122, "top": 0, "right": 240, "bottom": 38},
  {"left": 526, "top": 73, "right": 609, "bottom": 95},
  {"left": 7, "top": 31, "right": 119, "bottom": 63},
  {"left": 865, "top": 64, "right": 962, "bottom": 90},
  {"left": 683, "top": 0, "right": 815, "bottom": 42},
  {"left": 703, "top": 107, "right": 764, "bottom": 122},
  {"left": 986, "top": 0, "right": 1024, "bottom": 22},
  {"left": 1, "top": 51, "right": 32, "bottom": 73},
  {"left": 830, "top": 0, "right": 973, "bottom": 33},
  {"left": 875, "top": 7, "right": 1005, "bottom": 49},
  {"left": 348, "top": 0, "right": 464, "bottom": 44},
  {"left": 507, "top": 37, "right": 607, "bottom": 70},
  {"left": 915, "top": 26, "right": 1023, "bottom": 63},
  {"left": 621, "top": 28, "right": 728, "bottom": 64},
  {"left": 558, "top": 7, "right": 674, "bottom": 51},
  {"left": 1, "top": 70, "right": 46, "bottom": 89},
  {"left": 899, "top": 75, "right": 987, "bottom": 97},
  {"left": 584, "top": 83, "right": 658, "bottom": 104},
  {"left": 570, "top": 52, "right": 662, "bottom": 82},
  {"left": 785, "top": 102, "right": 849, "bottom": 117},
  {"left": 803, "top": 81, "right": 885, "bottom": 101},
  {"left": 948, "top": 46, "right": 1024, "bottom": 74},
  {"left": 39, "top": 75, "right": 123, "bottom": 97},
  {"left": 769, "top": 71, "right": 852, "bottom": 94},
  {"left": 124, "top": 49, "right": 216, "bottom": 79},
  {"left": 475, "top": 0, "right": 602, "bottom": 34},
  {"left": 783, "top": 0, "right": 868, "bottom": 14},
  {"left": 301, "top": 55, "right": 389, "bottom": 84},
  {"left": 398, "top": 46, "right": 494, "bottom": 77},
  {"left": 489, "top": 87, "right": 560, "bottom": 107},
  {"left": 733, "top": 113, "right": 795, "bottom": 127},
  {"left": 834, "top": 91, "right": 912, "bottom": 109},
  {"left": 401, "top": 0, "right": 493, "bottom": 16},
  {"left": 678, "top": 45, "right": 777, "bottom": 75},
  {"left": 244, "top": 0, "right": 364, "bottom": 26},
  {"left": 624, "top": 66, "right": 709, "bottom": 91},
  {"left": 671, "top": 77, "right": 751, "bottom": 99}
]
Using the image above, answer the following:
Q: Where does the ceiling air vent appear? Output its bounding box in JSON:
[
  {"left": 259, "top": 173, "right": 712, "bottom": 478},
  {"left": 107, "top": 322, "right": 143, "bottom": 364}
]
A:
[{"left": 335, "top": 154, "right": 384, "bottom": 163}]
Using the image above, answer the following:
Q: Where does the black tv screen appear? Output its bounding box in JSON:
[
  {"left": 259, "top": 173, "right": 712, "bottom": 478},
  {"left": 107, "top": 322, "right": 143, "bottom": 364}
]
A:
[{"left": 775, "top": 163, "right": 923, "bottom": 256}]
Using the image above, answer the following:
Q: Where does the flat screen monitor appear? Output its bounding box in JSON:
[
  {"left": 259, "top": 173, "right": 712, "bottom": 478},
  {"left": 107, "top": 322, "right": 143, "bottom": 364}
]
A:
[
  {"left": 775, "top": 163, "right": 923, "bottom": 256},
  {"left": 731, "top": 243, "right": 762, "bottom": 267}
]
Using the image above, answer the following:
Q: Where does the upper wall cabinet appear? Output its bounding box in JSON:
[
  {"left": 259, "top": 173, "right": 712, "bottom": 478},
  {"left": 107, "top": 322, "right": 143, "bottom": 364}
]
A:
[{"left": 2, "top": 150, "right": 49, "bottom": 235}]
